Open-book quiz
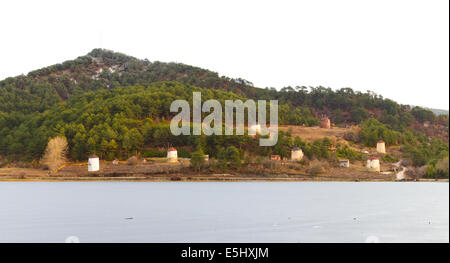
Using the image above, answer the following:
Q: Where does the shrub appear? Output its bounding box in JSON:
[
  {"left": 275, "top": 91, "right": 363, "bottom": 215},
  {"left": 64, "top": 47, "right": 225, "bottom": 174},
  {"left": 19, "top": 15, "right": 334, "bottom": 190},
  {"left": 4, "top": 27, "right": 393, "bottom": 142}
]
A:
[
  {"left": 190, "top": 150, "right": 205, "bottom": 171},
  {"left": 287, "top": 163, "right": 302, "bottom": 170},
  {"left": 425, "top": 165, "right": 436, "bottom": 178},
  {"left": 344, "top": 131, "right": 360, "bottom": 143},
  {"left": 401, "top": 159, "right": 413, "bottom": 167},
  {"left": 177, "top": 148, "right": 191, "bottom": 158},
  {"left": 336, "top": 146, "right": 363, "bottom": 161},
  {"left": 127, "top": 156, "right": 138, "bottom": 165},
  {"left": 244, "top": 155, "right": 251, "bottom": 166},
  {"left": 327, "top": 153, "right": 339, "bottom": 164},
  {"left": 255, "top": 156, "right": 264, "bottom": 165},
  {"left": 262, "top": 160, "right": 281, "bottom": 171},
  {"left": 307, "top": 161, "right": 328, "bottom": 176},
  {"left": 207, "top": 158, "right": 218, "bottom": 170},
  {"left": 405, "top": 166, "right": 425, "bottom": 180},
  {"left": 0, "top": 159, "right": 9, "bottom": 168},
  {"left": 142, "top": 149, "right": 166, "bottom": 158},
  {"left": 227, "top": 146, "right": 242, "bottom": 169},
  {"left": 382, "top": 154, "right": 399, "bottom": 163},
  {"left": 436, "top": 157, "right": 449, "bottom": 178}
]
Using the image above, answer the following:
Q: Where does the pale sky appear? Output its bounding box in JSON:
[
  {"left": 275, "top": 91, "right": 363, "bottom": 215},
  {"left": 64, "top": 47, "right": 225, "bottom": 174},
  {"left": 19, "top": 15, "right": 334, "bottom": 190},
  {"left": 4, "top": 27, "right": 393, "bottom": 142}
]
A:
[{"left": 1, "top": 0, "right": 449, "bottom": 109}]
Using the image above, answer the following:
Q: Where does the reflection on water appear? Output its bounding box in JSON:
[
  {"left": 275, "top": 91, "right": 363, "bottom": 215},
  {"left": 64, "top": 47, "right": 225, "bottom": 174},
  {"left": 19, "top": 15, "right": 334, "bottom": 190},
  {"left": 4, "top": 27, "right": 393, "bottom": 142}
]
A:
[{"left": 0, "top": 182, "right": 448, "bottom": 243}]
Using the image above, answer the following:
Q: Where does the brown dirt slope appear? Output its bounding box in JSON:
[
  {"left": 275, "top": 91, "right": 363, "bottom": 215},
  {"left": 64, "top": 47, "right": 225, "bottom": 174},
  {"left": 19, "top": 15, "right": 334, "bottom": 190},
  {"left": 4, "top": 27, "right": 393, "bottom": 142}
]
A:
[{"left": 279, "top": 125, "right": 351, "bottom": 142}]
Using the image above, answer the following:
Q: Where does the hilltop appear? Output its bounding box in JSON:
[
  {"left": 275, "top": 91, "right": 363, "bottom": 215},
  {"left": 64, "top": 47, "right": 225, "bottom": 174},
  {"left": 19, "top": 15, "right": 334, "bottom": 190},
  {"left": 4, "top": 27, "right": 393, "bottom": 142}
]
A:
[{"left": 0, "top": 49, "right": 255, "bottom": 114}]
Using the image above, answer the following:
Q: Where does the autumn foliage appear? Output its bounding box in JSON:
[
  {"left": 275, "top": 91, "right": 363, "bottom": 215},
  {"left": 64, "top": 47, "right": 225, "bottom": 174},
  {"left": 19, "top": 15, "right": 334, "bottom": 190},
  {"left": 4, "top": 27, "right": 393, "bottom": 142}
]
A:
[{"left": 42, "top": 136, "right": 68, "bottom": 173}]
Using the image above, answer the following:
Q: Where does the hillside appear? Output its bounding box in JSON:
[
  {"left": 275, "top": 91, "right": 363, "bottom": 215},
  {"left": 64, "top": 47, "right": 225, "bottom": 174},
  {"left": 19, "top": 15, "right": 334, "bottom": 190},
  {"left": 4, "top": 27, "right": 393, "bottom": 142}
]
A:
[
  {"left": 0, "top": 49, "right": 448, "bottom": 177},
  {"left": 1, "top": 49, "right": 446, "bottom": 127}
]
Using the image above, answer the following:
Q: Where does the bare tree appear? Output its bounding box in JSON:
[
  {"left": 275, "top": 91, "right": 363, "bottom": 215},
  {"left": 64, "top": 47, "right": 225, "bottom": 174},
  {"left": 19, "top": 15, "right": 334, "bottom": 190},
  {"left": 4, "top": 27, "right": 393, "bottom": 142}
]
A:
[{"left": 42, "top": 136, "right": 68, "bottom": 174}]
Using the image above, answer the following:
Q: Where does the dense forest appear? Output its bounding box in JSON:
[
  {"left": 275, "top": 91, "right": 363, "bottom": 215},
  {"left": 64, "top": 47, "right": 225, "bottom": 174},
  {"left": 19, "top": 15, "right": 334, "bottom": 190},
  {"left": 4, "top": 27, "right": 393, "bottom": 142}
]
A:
[{"left": 0, "top": 49, "right": 448, "bottom": 175}]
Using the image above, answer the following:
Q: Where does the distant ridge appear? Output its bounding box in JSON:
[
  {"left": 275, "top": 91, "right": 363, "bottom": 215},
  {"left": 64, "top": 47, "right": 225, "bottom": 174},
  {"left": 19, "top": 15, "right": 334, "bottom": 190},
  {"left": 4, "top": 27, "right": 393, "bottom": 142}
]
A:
[
  {"left": 409, "top": 106, "right": 448, "bottom": 116},
  {"left": 426, "top": 108, "right": 449, "bottom": 116}
]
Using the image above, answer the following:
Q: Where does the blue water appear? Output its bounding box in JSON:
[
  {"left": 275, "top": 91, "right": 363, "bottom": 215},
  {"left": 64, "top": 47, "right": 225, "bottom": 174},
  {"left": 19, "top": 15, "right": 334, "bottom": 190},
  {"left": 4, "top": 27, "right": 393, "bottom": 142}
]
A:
[{"left": 0, "top": 182, "right": 448, "bottom": 243}]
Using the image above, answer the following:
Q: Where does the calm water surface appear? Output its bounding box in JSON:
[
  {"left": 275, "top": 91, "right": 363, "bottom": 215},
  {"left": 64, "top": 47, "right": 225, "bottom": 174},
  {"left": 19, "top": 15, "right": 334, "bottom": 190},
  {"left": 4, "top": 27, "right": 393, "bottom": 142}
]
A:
[{"left": 0, "top": 182, "right": 448, "bottom": 243}]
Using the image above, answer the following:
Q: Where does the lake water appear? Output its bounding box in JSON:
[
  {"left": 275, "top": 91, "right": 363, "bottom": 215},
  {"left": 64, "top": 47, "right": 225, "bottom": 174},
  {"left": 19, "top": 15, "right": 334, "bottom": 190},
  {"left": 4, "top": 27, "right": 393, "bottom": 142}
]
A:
[{"left": 0, "top": 182, "right": 448, "bottom": 243}]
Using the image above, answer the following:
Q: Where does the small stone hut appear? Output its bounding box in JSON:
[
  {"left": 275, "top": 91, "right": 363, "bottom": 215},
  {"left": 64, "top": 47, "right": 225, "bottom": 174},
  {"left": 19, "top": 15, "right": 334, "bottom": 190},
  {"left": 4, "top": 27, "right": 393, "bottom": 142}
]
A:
[
  {"left": 339, "top": 159, "right": 350, "bottom": 168},
  {"left": 376, "top": 140, "right": 386, "bottom": 154},
  {"left": 88, "top": 154, "right": 100, "bottom": 172},
  {"left": 367, "top": 157, "right": 380, "bottom": 172},
  {"left": 167, "top": 147, "right": 178, "bottom": 163},
  {"left": 291, "top": 147, "right": 304, "bottom": 161},
  {"left": 320, "top": 116, "right": 331, "bottom": 129}
]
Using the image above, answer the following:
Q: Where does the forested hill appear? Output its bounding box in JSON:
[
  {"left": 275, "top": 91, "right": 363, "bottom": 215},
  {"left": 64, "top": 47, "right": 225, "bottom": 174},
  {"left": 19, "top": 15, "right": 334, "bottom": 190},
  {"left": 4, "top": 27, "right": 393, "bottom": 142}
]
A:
[
  {"left": 0, "top": 49, "right": 256, "bottom": 114},
  {"left": 0, "top": 49, "right": 448, "bottom": 150}
]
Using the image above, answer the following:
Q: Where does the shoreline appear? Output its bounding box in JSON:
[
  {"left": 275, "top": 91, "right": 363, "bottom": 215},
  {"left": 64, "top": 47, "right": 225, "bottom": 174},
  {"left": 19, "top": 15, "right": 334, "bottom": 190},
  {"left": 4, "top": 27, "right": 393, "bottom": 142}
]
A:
[
  {"left": 1, "top": 165, "right": 448, "bottom": 183},
  {"left": 1, "top": 176, "right": 448, "bottom": 183}
]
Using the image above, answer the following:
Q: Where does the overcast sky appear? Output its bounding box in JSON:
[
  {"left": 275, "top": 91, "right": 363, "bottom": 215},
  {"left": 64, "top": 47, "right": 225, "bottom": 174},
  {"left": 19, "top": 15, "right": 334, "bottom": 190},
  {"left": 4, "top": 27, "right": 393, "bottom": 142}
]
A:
[{"left": 1, "top": 0, "right": 448, "bottom": 109}]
